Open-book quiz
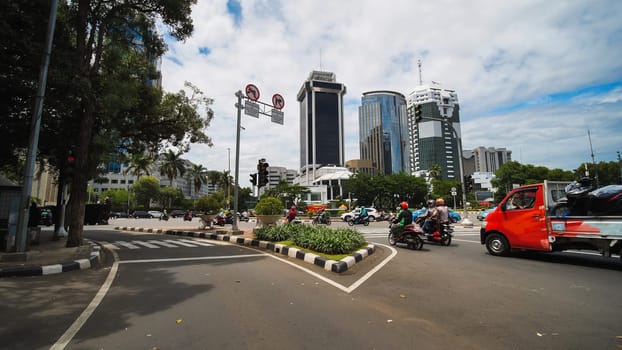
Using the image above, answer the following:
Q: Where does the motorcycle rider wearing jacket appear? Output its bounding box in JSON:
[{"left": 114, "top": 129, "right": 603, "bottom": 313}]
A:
[
  {"left": 390, "top": 202, "right": 413, "bottom": 237},
  {"left": 435, "top": 198, "right": 449, "bottom": 225},
  {"left": 421, "top": 200, "right": 438, "bottom": 234}
]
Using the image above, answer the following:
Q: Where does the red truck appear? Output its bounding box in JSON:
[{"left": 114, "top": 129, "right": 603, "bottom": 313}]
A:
[{"left": 480, "top": 181, "right": 622, "bottom": 261}]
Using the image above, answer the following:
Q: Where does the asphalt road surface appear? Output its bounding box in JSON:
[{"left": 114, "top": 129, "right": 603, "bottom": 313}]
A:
[{"left": 1, "top": 219, "right": 620, "bottom": 349}]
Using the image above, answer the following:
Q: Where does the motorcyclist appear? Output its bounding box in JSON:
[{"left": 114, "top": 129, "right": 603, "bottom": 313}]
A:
[
  {"left": 390, "top": 201, "right": 413, "bottom": 237},
  {"left": 420, "top": 200, "right": 438, "bottom": 235},
  {"left": 287, "top": 205, "right": 297, "bottom": 224},
  {"left": 316, "top": 208, "right": 328, "bottom": 224},
  {"left": 435, "top": 198, "right": 449, "bottom": 225}
]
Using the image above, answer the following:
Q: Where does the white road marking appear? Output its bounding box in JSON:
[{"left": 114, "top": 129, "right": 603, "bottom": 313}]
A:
[
  {"left": 162, "top": 239, "right": 198, "bottom": 247},
  {"left": 115, "top": 241, "right": 140, "bottom": 249},
  {"left": 119, "top": 254, "right": 265, "bottom": 264},
  {"left": 51, "top": 251, "right": 120, "bottom": 350},
  {"left": 146, "top": 240, "right": 178, "bottom": 248},
  {"left": 177, "top": 238, "right": 214, "bottom": 246},
  {"left": 130, "top": 240, "right": 160, "bottom": 248}
]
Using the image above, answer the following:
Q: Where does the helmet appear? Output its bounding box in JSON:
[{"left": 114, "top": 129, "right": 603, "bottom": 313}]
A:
[
  {"left": 399, "top": 201, "right": 409, "bottom": 209},
  {"left": 435, "top": 198, "right": 445, "bottom": 206},
  {"left": 427, "top": 199, "right": 436, "bottom": 207}
]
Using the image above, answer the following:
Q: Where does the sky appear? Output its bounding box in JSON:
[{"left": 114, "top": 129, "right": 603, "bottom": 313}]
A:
[{"left": 159, "top": 0, "right": 622, "bottom": 187}]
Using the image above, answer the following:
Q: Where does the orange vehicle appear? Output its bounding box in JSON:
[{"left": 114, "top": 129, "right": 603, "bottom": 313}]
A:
[{"left": 480, "top": 181, "right": 622, "bottom": 261}]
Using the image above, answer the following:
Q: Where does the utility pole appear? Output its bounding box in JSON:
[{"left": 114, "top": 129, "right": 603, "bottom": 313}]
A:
[
  {"left": 617, "top": 151, "right": 622, "bottom": 184},
  {"left": 233, "top": 84, "right": 285, "bottom": 232},
  {"left": 15, "top": 0, "right": 59, "bottom": 252},
  {"left": 588, "top": 129, "right": 599, "bottom": 187}
]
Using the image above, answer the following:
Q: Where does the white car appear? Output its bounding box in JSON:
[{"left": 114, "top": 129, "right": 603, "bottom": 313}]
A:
[
  {"left": 340, "top": 208, "right": 378, "bottom": 222},
  {"left": 147, "top": 210, "right": 163, "bottom": 218}
]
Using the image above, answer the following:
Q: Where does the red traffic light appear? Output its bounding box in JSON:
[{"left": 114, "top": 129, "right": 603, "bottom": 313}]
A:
[{"left": 66, "top": 154, "right": 75, "bottom": 164}]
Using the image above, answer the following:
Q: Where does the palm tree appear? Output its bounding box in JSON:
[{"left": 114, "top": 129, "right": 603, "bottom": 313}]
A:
[
  {"left": 124, "top": 153, "right": 154, "bottom": 180},
  {"left": 159, "top": 150, "right": 186, "bottom": 187},
  {"left": 429, "top": 164, "right": 442, "bottom": 180},
  {"left": 188, "top": 164, "right": 208, "bottom": 198},
  {"left": 207, "top": 170, "right": 222, "bottom": 192}
]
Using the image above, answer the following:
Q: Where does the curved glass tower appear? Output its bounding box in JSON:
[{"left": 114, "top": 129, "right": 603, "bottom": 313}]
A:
[{"left": 359, "top": 91, "right": 410, "bottom": 175}]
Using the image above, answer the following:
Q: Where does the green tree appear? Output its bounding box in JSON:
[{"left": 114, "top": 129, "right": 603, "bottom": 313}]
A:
[
  {"left": 159, "top": 149, "right": 186, "bottom": 187},
  {"left": 100, "top": 189, "right": 129, "bottom": 212},
  {"left": 158, "top": 187, "right": 184, "bottom": 209},
  {"left": 124, "top": 153, "right": 154, "bottom": 180},
  {"left": 13, "top": 0, "right": 209, "bottom": 247},
  {"left": 207, "top": 170, "right": 222, "bottom": 191},
  {"left": 188, "top": 164, "right": 208, "bottom": 199},
  {"left": 132, "top": 176, "right": 160, "bottom": 209},
  {"left": 428, "top": 164, "right": 442, "bottom": 180},
  {"left": 262, "top": 180, "right": 311, "bottom": 208}
]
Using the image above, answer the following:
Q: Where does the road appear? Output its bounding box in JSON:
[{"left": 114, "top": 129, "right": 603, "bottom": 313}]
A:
[{"left": 1, "top": 218, "right": 620, "bottom": 349}]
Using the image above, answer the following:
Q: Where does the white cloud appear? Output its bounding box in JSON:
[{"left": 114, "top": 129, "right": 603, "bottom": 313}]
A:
[{"left": 160, "top": 0, "right": 622, "bottom": 186}]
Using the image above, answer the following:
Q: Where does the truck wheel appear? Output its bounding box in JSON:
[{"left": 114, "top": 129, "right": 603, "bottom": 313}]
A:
[{"left": 485, "top": 233, "right": 510, "bottom": 256}]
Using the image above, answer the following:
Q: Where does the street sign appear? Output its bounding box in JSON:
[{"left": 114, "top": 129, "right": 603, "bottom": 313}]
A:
[
  {"left": 451, "top": 187, "right": 457, "bottom": 192},
  {"left": 244, "top": 100, "right": 259, "bottom": 118},
  {"left": 272, "top": 94, "right": 285, "bottom": 110},
  {"left": 271, "top": 109, "right": 284, "bottom": 125},
  {"left": 245, "top": 84, "right": 260, "bottom": 101},
  {"left": 451, "top": 191, "right": 457, "bottom": 196}
]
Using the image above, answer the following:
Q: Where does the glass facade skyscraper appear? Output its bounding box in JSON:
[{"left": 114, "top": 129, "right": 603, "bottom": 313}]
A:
[
  {"left": 359, "top": 91, "right": 410, "bottom": 175},
  {"left": 297, "top": 71, "right": 347, "bottom": 177}
]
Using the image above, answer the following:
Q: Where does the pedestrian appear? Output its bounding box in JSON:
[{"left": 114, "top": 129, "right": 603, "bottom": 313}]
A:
[{"left": 28, "top": 201, "right": 41, "bottom": 227}]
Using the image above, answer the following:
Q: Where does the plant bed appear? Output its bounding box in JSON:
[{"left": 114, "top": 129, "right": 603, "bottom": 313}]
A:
[{"left": 255, "top": 224, "right": 366, "bottom": 256}]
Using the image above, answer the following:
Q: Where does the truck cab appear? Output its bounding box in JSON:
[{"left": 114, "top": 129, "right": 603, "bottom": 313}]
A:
[{"left": 481, "top": 181, "right": 622, "bottom": 260}]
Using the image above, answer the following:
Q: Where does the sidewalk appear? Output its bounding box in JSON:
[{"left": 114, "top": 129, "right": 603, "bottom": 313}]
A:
[{"left": 0, "top": 228, "right": 101, "bottom": 278}]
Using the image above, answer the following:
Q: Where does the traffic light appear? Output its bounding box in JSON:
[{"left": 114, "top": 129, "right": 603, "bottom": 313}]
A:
[
  {"left": 258, "top": 162, "right": 269, "bottom": 188},
  {"left": 250, "top": 173, "right": 257, "bottom": 186},
  {"left": 465, "top": 175, "right": 473, "bottom": 192},
  {"left": 65, "top": 150, "right": 76, "bottom": 180},
  {"left": 414, "top": 104, "right": 423, "bottom": 122}
]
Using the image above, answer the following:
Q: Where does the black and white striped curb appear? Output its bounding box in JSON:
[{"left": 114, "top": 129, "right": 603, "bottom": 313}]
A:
[
  {"left": 0, "top": 240, "right": 101, "bottom": 278},
  {"left": 164, "top": 229, "right": 375, "bottom": 273}
]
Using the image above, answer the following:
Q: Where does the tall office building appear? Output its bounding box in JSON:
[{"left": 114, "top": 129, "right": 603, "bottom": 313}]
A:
[
  {"left": 472, "top": 146, "right": 512, "bottom": 173},
  {"left": 406, "top": 83, "right": 461, "bottom": 181},
  {"left": 359, "top": 91, "right": 410, "bottom": 175},
  {"left": 297, "top": 71, "right": 347, "bottom": 181}
]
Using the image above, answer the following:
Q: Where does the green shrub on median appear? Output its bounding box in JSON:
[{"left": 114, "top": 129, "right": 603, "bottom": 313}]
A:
[{"left": 255, "top": 224, "right": 366, "bottom": 255}]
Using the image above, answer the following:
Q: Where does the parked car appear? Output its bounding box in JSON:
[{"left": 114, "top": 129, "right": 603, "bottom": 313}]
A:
[
  {"left": 132, "top": 210, "right": 152, "bottom": 218},
  {"left": 147, "top": 210, "right": 163, "bottom": 218},
  {"left": 477, "top": 207, "right": 497, "bottom": 221},
  {"left": 109, "top": 211, "right": 130, "bottom": 219},
  {"left": 340, "top": 207, "right": 378, "bottom": 222},
  {"left": 169, "top": 210, "right": 186, "bottom": 218}
]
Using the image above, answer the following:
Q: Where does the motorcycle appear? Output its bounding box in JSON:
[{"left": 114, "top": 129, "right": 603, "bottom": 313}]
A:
[
  {"left": 427, "top": 222, "right": 453, "bottom": 246},
  {"left": 183, "top": 211, "right": 193, "bottom": 221},
  {"left": 552, "top": 177, "right": 622, "bottom": 216},
  {"left": 312, "top": 214, "right": 331, "bottom": 225},
  {"left": 347, "top": 214, "right": 369, "bottom": 226},
  {"left": 415, "top": 217, "right": 453, "bottom": 246},
  {"left": 388, "top": 223, "right": 424, "bottom": 250},
  {"left": 376, "top": 212, "right": 391, "bottom": 222},
  {"left": 159, "top": 213, "right": 169, "bottom": 221},
  {"left": 238, "top": 213, "right": 250, "bottom": 222},
  {"left": 213, "top": 213, "right": 233, "bottom": 226}
]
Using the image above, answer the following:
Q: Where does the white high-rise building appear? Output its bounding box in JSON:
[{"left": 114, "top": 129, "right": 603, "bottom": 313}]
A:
[{"left": 406, "top": 83, "right": 461, "bottom": 180}]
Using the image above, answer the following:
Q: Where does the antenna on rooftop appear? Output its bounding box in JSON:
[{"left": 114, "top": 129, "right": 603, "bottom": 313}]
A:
[
  {"left": 320, "top": 48, "right": 323, "bottom": 71},
  {"left": 418, "top": 59, "right": 422, "bottom": 86},
  {"left": 587, "top": 129, "right": 599, "bottom": 187}
]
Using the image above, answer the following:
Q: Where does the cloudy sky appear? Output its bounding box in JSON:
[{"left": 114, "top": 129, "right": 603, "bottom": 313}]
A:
[{"left": 160, "top": 0, "right": 622, "bottom": 187}]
